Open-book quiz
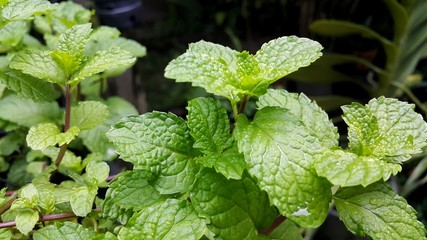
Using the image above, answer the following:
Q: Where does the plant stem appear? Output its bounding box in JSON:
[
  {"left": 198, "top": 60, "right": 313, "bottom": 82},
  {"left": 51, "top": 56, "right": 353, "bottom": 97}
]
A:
[
  {"left": 238, "top": 95, "right": 249, "bottom": 115},
  {"left": 0, "top": 195, "right": 17, "bottom": 216},
  {"left": 258, "top": 215, "right": 286, "bottom": 235},
  {"left": 55, "top": 84, "right": 72, "bottom": 168},
  {"left": 0, "top": 212, "right": 77, "bottom": 229}
]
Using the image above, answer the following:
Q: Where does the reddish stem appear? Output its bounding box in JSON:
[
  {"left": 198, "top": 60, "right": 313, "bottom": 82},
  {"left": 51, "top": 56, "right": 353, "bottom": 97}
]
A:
[
  {"left": 0, "top": 195, "right": 17, "bottom": 215},
  {"left": 0, "top": 212, "right": 77, "bottom": 229},
  {"left": 55, "top": 84, "right": 71, "bottom": 168},
  {"left": 258, "top": 215, "right": 286, "bottom": 235}
]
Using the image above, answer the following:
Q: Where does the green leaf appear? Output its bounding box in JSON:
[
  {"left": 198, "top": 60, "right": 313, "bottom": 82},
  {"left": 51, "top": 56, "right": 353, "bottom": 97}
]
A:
[
  {"left": 165, "top": 37, "right": 322, "bottom": 102},
  {"left": 257, "top": 89, "right": 338, "bottom": 148},
  {"left": 33, "top": 222, "right": 96, "bottom": 240},
  {"left": 334, "top": 182, "right": 427, "bottom": 240},
  {"left": 70, "top": 101, "right": 108, "bottom": 130},
  {"left": 234, "top": 107, "right": 332, "bottom": 227},
  {"left": 342, "top": 97, "right": 427, "bottom": 163},
  {"left": 0, "top": 94, "right": 61, "bottom": 127},
  {"left": 15, "top": 208, "right": 39, "bottom": 235},
  {"left": 191, "top": 169, "right": 277, "bottom": 240},
  {"left": 102, "top": 170, "right": 165, "bottom": 224},
  {"left": 118, "top": 199, "right": 208, "bottom": 240},
  {"left": 0, "top": 20, "right": 29, "bottom": 48},
  {"left": 0, "top": 228, "right": 12, "bottom": 240},
  {"left": 187, "top": 97, "right": 233, "bottom": 154},
  {"left": 27, "top": 123, "right": 80, "bottom": 150},
  {"left": 85, "top": 160, "right": 109, "bottom": 184},
  {"left": 1, "top": 69, "right": 58, "bottom": 102},
  {"left": 9, "top": 50, "right": 66, "bottom": 84},
  {"left": 79, "top": 97, "right": 137, "bottom": 160},
  {"left": 1, "top": 0, "right": 56, "bottom": 21},
  {"left": 70, "top": 185, "right": 97, "bottom": 217},
  {"left": 265, "top": 219, "right": 304, "bottom": 240},
  {"left": 43, "top": 147, "right": 83, "bottom": 173},
  {"left": 195, "top": 145, "right": 247, "bottom": 180},
  {"left": 69, "top": 46, "right": 136, "bottom": 86},
  {"left": 0, "top": 130, "right": 25, "bottom": 156},
  {"left": 314, "top": 149, "right": 402, "bottom": 187}
]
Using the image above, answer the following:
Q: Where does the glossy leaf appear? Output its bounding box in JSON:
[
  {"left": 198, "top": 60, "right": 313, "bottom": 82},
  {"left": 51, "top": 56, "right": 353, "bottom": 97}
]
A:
[
  {"left": 334, "top": 182, "right": 427, "bottom": 240},
  {"left": 266, "top": 219, "right": 304, "bottom": 240},
  {"left": 27, "top": 123, "right": 80, "bottom": 150},
  {"left": 235, "top": 107, "right": 332, "bottom": 227}
]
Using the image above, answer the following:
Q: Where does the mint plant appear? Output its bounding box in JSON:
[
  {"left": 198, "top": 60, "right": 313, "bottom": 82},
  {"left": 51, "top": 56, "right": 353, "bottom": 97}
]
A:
[{"left": 102, "top": 37, "right": 427, "bottom": 239}]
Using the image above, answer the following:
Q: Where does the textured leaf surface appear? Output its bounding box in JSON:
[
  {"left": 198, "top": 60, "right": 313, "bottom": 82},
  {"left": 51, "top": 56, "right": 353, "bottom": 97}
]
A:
[
  {"left": 9, "top": 50, "right": 65, "bottom": 84},
  {"left": 33, "top": 222, "right": 96, "bottom": 240},
  {"left": 27, "top": 124, "right": 79, "bottom": 150},
  {"left": 235, "top": 107, "right": 332, "bottom": 227},
  {"left": 187, "top": 97, "right": 233, "bottom": 154},
  {"left": 342, "top": 97, "right": 427, "bottom": 163},
  {"left": 315, "top": 149, "right": 402, "bottom": 187},
  {"left": 334, "top": 182, "right": 427, "bottom": 240},
  {"left": 102, "top": 170, "right": 165, "bottom": 224},
  {"left": 266, "top": 219, "right": 304, "bottom": 240},
  {"left": 1, "top": 0, "right": 56, "bottom": 21},
  {"left": 195, "top": 145, "right": 246, "bottom": 180},
  {"left": 118, "top": 199, "right": 208, "bottom": 240},
  {"left": 70, "top": 186, "right": 97, "bottom": 217},
  {"left": 15, "top": 208, "right": 39, "bottom": 235},
  {"left": 0, "top": 95, "right": 61, "bottom": 127},
  {"left": 70, "top": 46, "right": 135, "bottom": 85},
  {"left": 191, "top": 170, "right": 277, "bottom": 240},
  {"left": 0, "top": 70, "right": 58, "bottom": 102},
  {"left": 0, "top": 20, "right": 29, "bottom": 48},
  {"left": 70, "top": 101, "right": 108, "bottom": 130},
  {"left": 257, "top": 89, "right": 338, "bottom": 148},
  {"left": 85, "top": 160, "right": 109, "bottom": 184},
  {"left": 165, "top": 37, "right": 322, "bottom": 102}
]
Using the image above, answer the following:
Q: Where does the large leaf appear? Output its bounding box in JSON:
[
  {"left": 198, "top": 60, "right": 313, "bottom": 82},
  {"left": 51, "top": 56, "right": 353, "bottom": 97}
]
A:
[
  {"left": 165, "top": 36, "right": 322, "bottom": 102},
  {"left": 191, "top": 169, "right": 277, "bottom": 240},
  {"left": 1, "top": 0, "right": 56, "bottom": 21},
  {"left": 234, "top": 107, "right": 332, "bottom": 227},
  {"left": 33, "top": 222, "right": 96, "bottom": 240},
  {"left": 334, "top": 182, "right": 427, "bottom": 240},
  {"left": 342, "top": 97, "right": 427, "bottom": 163},
  {"left": 187, "top": 97, "right": 233, "bottom": 154},
  {"left": 118, "top": 199, "right": 208, "bottom": 240}
]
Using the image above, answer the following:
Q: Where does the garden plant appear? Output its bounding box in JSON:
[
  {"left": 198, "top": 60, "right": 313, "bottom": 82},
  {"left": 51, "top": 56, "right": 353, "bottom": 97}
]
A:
[{"left": 1, "top": 0, "right": 427, "bottom": 240}]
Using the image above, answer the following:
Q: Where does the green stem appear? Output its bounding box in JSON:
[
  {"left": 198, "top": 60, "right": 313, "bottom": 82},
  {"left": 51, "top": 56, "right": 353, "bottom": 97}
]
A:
[
  {"left": 231, "top": 101, "right": 239, "bottom": 121},
  {"left": 391, "top": 81, "right": 427, "bottom": 115},
  {"left": 55, "top": 84, "right": 72, "bottom": 168}
]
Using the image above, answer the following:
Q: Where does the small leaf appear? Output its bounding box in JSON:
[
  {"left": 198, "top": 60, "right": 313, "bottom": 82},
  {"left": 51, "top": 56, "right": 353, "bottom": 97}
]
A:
[
  {"left": 314, "top": 149, "right": 402, "bottom": 187},
  {"left": 187, "top": 97, "right": 233, "bottom": 154},
  {"left": 1, "top": 0, "right": 56, "bottom": 21},
  {"left": 27, "top": 123, "right": 80, "bottom": 150},
  {"left": 195, "top": 145, "right": 247, "bottom": 180},
  {"left": 191, "top": 169, "right": 277, "bottom": 240},
  {"left": 70, "top": 101, "right": 108, "bottom": 130},
  {"left": 69, "top": 46, "right": 136, "bottom": 86},
  {"left": 102, "top": 170, "right": 165, "bottom": 224},
  {"left": 0, "top": 228, "right": 12, "bottom": 240},
  {"left": 0, "top": 95, "right": 61, "bottom": 127},
  {"left": 43, "top": 147, "right": 83, "bottom": 173},
  {"left": 342, "top": 97, "right": 427, "bottom": 163},
  {"left": 9, "top": 50, "right": 66, "bottom": 84},
  {"left": 118, "top": 199, "right": 208, "bottom": 240},
  {"left": 33, "top": 222, "right": 96, "bottom": 240},
  {"left": 70, "top": 186, "right": 97, "bottom": 217},
  {"left": 334, "top": 182, "right": 427, "bottom": 240},
  {"left": 85, "top": 160, "right": 109, "bottom": 184},
  {"left": 235, "top": 107, "right": 332, "bottom": 227},
  {"left": 15, "top": 208, "right": 39, "bottom": 235}
]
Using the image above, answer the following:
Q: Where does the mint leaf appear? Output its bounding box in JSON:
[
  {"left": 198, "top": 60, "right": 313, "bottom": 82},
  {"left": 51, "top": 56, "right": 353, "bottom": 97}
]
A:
[
  {"left": 1, "top": 0, "right": 56, "bottom": 21},
  {"left": 191, "top": 169, "right": 277, "bottom": 239},
  {"left": 257, "top": 89, "right": 338, "bottom": 147},
  {"left": 342, "top": 97, "right": 427, "bottom": 163},
  {"left": 165, "top": 37, "right": 322, "bottom": 102},
  {"left": 0, "top": 20, "right": 29, "bottom": 48},
  {"left": 1, "top": 69, "right": 58, "bottom": 102},
  {"left": 0, "top": 95, "right": 61, "bottom": 127},
  {"left": 85, "top": 160, "right": 109, "bottom": 184},
  {"left": 235, "top": 107, "right": 332, "bottom": 227},
  {"left": 118, "top": 199, "right": 208, "bottom": 240},
  {"left": 27, "top": 123, "right": 80, "bottom": 150},
  {"left": 9, "top": 50, "right": 66, "bottom": 84},
  {"left": 48, "top": 1, "right": 92, "bottom": 34},
  {"left": 70, "top": 185, "right": 97, "bottom": 217},
  {"left": 69, "top": 46, "right": 136, "bottom": 86},
  {"left": 70, "top": 101, "right": 108, "bottom": 130},
  {"left": 0, "top": 229, "right": 12, "bottom": 240},
  {"left": 33, "top": 222, "right": 96, "bottom": 240},
  {"left": 43, "top": 147, "right": 83, "bottom": 173},
  {"left": 15, "top": 208, "right": 39, "bottom": 235},
  {"left": 195, "top": 145, "right": 246, "bottom": 180},
  {"left": 334, "top": 182, "right": 427, "bottom": 240},
  {"left": 315, "top": 149, "right": 402, "bottom": 187},
  {"left": 106, "top": 112, "right": 198, "bottom": 172},
  {"left": 187, "top": 97, "right": 233, "bottom": 154},
  {"left": 102, "top": 170, "right": 165, "bottom": 224},
  {"left": 79, "top": 97, "right": 137, "bottom": 160},
  {"left": 265, "top": 219, "right": 304, "bottom": 240}
]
